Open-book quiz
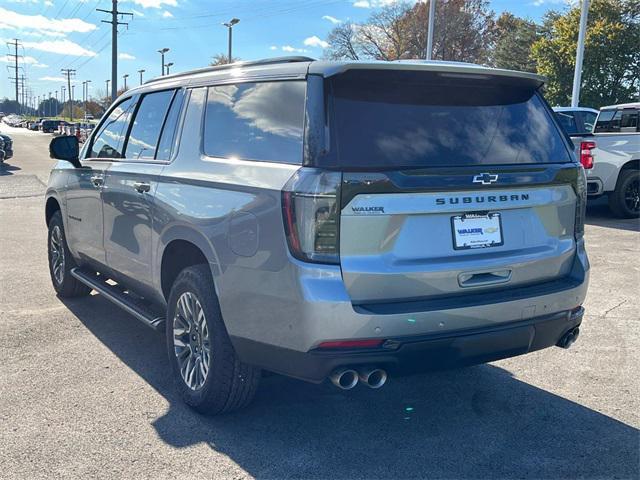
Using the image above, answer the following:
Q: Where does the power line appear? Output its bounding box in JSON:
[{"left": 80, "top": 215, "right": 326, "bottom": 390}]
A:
[{"left": 97, "top": 0, "right": 133, "bottom": 101}]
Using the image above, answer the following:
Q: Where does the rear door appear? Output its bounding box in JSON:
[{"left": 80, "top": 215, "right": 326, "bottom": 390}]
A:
[
  {"left": 102, "top": 88, "right": 183, "bottom": 294},
  {"left": 325, "top": 70, "right": 579, "bottom": 304}
]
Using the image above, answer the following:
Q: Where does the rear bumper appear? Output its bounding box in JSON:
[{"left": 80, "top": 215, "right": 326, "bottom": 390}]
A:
[
  {"left": 225, "top": 241, "right": 589, "bottom": 382},
  {"left": 232, "top": 307, "right": 584, "bottom": 383}
]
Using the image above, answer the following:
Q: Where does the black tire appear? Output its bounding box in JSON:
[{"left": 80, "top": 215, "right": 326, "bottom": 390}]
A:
[
  {"left": 47, "top": 210, "right": 91, "bottom": 298},
  {"left": 608, "top": 169, "right": 640, "bottom": 218},
  {"left": 166, "top": 264, "right": 260, "bottom": 415}
]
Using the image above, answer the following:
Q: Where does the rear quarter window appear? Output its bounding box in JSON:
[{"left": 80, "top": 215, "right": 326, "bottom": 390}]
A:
[{"left": 203, "top": 81, "right": 305, "bottom": 164}]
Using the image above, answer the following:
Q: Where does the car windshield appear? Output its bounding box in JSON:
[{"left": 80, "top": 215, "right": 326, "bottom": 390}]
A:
[{"left": 326, "top": 70, "right": 573, "bottom": 169}]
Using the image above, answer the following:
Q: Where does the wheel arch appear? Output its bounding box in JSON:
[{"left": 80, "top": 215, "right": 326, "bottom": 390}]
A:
[
  {"left": 45, "top": 196, "right": 61, "bottom": 226},
  {"left": 620, "top": 158, "right": 640, "bottom": 173},
  {"left": 158, "top": 226, "right": 220, "bottom": 302}
]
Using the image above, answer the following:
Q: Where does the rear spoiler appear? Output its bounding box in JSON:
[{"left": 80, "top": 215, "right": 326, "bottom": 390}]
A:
[{"left": 309, "top": 61, "right": 546, "bottom": 89}]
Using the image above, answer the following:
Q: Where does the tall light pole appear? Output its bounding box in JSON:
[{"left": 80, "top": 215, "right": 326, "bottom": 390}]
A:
[
  {"left": 137, "top": 68, "right": 145, "bottom": 85},
  {"left": 123, "top": 73, "right": 129, "bottom": 90},
  {"left": 158, "top": 48, "right": 169, "bottom": 75},
  {"left": 48, "top": 91, "right": 52, "bottom": 117},
  {"left": 425, "top": 0, "right": 435, "bottom": 60},
  {"left": 165, "top": 62, "right": 174, "bottom": 75},
  {"left": 83, "top": 80, "right": 91, "bottom": 119},
  {"left": 105, "top": 79, "right": 110, "bottom": 102},
  {"left": 571, "top": 0, "right": 590, "bottom": 107},
  {"left": 223, "top": 18, "right": 239, "bottom": 64}
]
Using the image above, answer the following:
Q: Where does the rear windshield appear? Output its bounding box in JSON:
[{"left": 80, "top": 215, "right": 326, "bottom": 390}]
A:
[{"left": 326, "top": 71, "right": 572, "bottom": 169}]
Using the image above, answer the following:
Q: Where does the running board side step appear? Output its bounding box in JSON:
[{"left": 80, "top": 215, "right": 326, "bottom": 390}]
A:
[{"left": 70, "top": 268, "right": 165, "bottom": 331}]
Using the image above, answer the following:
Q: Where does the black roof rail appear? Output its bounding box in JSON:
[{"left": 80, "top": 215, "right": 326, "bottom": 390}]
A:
[{"left": 144, "top": 56, "right": 315, "bottom": 85}]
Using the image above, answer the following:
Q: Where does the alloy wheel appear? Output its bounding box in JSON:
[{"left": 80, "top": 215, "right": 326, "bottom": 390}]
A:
[
  {"left": 50, "top": 225, "right": 65, "bottom": 285},
  {"left": 623, "top": 177, "right": 640, "bottom": 214},
  {"left": 173, "top": 291, "right": 211, "bottom": 391}
]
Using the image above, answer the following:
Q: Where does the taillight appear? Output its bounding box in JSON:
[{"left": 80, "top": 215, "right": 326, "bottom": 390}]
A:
[
  {"left": 574, "top": 166, "right": 587, "bottom": 239},
  {"left": 282, "top": 168, "right": 341, "bottom": 264},
  {"left": 579, "top": 141, "right": 596, "bottom": 169}
]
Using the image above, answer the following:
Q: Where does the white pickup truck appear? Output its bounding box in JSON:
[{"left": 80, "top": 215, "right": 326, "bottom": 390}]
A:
[{"left": 567, "top": 102, "right": 640, "bottom": 218}]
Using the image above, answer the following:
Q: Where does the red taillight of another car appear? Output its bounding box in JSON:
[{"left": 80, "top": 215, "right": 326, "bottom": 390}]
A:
[
  {"left": 579, "top": 141, "right": 596, "bottom": 169},
  {"left": 282, "top": 168, "right": 342, "bottom": 265}
]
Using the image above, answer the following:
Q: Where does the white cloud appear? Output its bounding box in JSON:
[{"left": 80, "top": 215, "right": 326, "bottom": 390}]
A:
[
  {"left": 131, "top": 8, "right": 145, "bottom": 17},
  {"left": 162, "top": 10, "right": 173, "bottom": 18},
  {"left": 126, "top": 0, "right": 177, "bottom": 8},
  {"left": 44, "top": 0, "right": 53, "bottom": 6},
  {"left": 353, "top": 0, "right": 404, "bottom": 7},
  {"left": 530, "top": 0, "right": 570, "bottom": 5},
  {"left": 119, "top": 52, "right": 135, "bottom": 60},
  {"left": 303, "top": 35, "right": 329, "bottom": 49},
  {"left": 23, "top": 39, "right": 97, "bottom": 57},
  {"left": 38, "top": 76, "right": 70, "bottom": 82},
  {"left": 0, "top": 7, "right": 96, "bottom": 35},
  {"left": 281, "top": 45, "right": 308, "bottom": 53},
  {"left": 322, "top": 15, "right": 342, "bottom": 24},
  {"left": 0, "top": 54, "right": 47, "bottom": 68},
  {"left": 269, "top": 45, "right": 277, "bottom": 51}
]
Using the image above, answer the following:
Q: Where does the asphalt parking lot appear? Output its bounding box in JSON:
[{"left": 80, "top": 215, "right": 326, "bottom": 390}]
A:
[{"left": 0, "top": 124, "right": 638, "bottom": 479}]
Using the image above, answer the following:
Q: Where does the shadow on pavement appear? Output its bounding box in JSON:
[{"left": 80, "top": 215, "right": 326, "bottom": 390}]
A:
[
  {"left": 61, "top": 295, "right": 639, "bottom": 479},
  {"left": 586, "top": 196, "right": 640, "bottom": 232},
  {"left": 0, "top": 162, "right": 21, "bottom": 176}
]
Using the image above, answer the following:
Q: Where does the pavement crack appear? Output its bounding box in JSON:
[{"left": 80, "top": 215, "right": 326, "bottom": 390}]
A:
[{"left": 603, "top": 300, "right": 627, "bottom": 317}]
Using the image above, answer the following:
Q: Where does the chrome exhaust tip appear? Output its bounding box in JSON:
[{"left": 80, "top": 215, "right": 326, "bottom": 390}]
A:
[
  {"left": 557, "top": 327, "right": 580, "bottom": 349},
  {"left": 329, "top": 368, "right": 359, "bottom": 390},
  {"left": 358, "top": 367, "right": 388, "bottom": 389}
]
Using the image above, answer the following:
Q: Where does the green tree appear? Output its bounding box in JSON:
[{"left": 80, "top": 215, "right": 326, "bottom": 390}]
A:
[
  {"left": 492, "top": 12, "right": 538, "bottom": 72},
  {"left": 531, "top": 0, "right": 640, "bottom": 108}
]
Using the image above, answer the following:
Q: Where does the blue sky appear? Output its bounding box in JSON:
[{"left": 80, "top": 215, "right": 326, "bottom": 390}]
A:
[{"left": 1, "top": 0, "right": 572, "bottom": 102}]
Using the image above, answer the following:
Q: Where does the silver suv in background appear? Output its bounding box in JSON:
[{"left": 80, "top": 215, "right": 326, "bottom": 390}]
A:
[{"left": 46, "top": 58, "right": 589, "bottom": 414}]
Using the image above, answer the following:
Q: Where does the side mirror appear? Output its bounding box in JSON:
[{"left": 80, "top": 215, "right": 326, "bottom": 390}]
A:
[{"left": 49, "top": 135, "right": 81, "bottom": 168}]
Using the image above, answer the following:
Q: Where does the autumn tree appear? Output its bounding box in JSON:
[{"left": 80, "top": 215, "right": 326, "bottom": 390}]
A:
[
  {"left": 211, "top": 53, "right": 240, "bottom": 66},
  {"left": 324, "top": 0, "right": 495, "bottom": 64},
  {"left": 531, "top": 0, "right": 640, "bottom": 108}
]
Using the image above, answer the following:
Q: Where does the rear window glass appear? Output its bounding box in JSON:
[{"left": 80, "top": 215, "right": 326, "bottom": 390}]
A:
[
  {"left": 327, "top": 71, "right": 572, "bottom": 168},
  {"left": 555, "top": 112, "right": 578, "bottom": 134},
  {"left": 203, "top": 81, "right": 305, "bottom": 164}
]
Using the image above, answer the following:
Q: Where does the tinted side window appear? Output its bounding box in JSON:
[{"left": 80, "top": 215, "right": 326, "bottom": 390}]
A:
[
  {"left": 582, "top": 111, "right": 597, "bottom": 132},
  {"left": 156, "top": 90, "right": 185, "bottom": 161},
  {"left": 125, "top": 90, "right": 175, "bottom": 160},
  {"left": 555, "top": 112, "right": 578, "bottom": 134},
  {"left": 620, "top": 110, "right": 639, "bottom": 131},
  {"left": 203, "top": 81, "right": 305, "bottom": 164},
  {"left": 90, "top": 97, "right": 136, "bottom": 159}
]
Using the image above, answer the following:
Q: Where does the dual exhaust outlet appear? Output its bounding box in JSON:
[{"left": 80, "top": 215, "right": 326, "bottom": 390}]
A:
[{"left": 329, "top": 367, "right": 387, "bottom": 390}]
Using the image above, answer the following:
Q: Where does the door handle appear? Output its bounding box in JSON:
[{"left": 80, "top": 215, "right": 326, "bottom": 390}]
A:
[
  {"left": 90, "top": 175, "right": 104, "bottom": 188},
  {"left": 133, "top": 181, "right": 151, "bottom": 193}
]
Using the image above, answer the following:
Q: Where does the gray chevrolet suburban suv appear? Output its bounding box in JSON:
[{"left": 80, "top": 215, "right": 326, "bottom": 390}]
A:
[{"left": 46, "top": 57, "right": 589, "bottom": 414}]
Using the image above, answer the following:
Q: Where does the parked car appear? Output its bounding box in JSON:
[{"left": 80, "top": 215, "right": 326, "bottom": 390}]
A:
[
  {"left": 553, "top": 107, "right": 599, "bottom": 136},
  {"left": 46, "top": 57, "right": 589, "bottom": 414},
  {"left": 567, "top": 102, "right": 640, "bottom": 217},
  {"left": 0, "top": 134, "right": 13, "bottom": 160},
  {"left": 40, "top": 119, "right": 62, "bottom": 133}
]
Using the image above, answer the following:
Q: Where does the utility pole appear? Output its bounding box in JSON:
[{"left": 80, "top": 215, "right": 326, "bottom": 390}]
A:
[
  {"left": 137, "top": 69, "right": 145, "bottom": 85},
  {"left": 84, "top": 80, "right": 91, "bottom": 120},
  {"left": 19, "top": 74, "right": 26, "bottom": 115},
  {"left": 571, "top": 0, "right": 590, "bottom": 107},
  {"left": 54, "top": 90, "right": 58, "bottom": 116},
  {"left": 425, "top": 0, "right": 436, "bottom": 60},
  {"left": 61, "top": 68, "right": 76, "bottom": 121},
  {"left": 123, "top": 73, "right": 129, "bottom": 90},
  {"left": 223, "top": 18, "right": 239, "bottom": 64},
  {"left": 98, "top": 1, "right": 133, "bottom": 102},
  {"left": 6, "top": 38, "right": 21, "bottom": 108}
]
